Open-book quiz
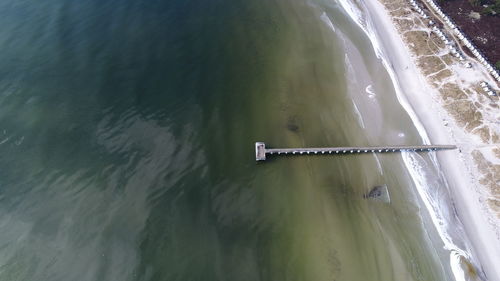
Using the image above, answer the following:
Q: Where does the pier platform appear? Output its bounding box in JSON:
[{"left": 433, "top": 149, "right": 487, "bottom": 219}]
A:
[{"left": 255, "top": 142, "right": 456, "bottom": 161}]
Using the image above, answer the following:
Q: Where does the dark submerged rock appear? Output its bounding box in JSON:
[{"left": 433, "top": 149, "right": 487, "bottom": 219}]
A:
[{"left": 364, "top": 184, "right": 391, "bottom": 203}]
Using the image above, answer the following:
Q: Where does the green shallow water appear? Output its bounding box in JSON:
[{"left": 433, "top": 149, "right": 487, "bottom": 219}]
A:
[{"left": 0, "top": 0, "right": 459, "bottom": 280}]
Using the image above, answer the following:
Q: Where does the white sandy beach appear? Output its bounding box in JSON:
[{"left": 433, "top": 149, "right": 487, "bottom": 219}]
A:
[{"left": 336, "top": 0, "right": 500, "bottom": 280}]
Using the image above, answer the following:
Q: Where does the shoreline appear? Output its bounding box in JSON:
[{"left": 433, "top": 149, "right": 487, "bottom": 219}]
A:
[{"left": 357, "top": 0, "right": 500, "bottom": 280}]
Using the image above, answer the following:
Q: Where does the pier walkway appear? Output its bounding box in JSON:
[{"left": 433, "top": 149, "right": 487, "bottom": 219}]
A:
[{"left": 255, "top": 142, "right": 456, "bottom": 161}]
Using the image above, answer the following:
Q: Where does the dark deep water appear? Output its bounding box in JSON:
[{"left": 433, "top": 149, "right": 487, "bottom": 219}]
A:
[{"left": 0, "top": 0, "right": 463, "bottom": 280}]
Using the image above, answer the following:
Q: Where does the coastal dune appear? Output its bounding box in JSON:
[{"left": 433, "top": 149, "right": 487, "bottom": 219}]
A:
[
  {"left": 339, "top": 0, "right": 500, "bottom": 279},
  {"left": 0, "top": 0, "right": 497, "bottom": 280}
]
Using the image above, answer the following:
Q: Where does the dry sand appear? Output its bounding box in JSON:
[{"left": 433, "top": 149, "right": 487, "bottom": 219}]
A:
[{"left": 357, "top": 0, "right": 500, "bottom": 279}]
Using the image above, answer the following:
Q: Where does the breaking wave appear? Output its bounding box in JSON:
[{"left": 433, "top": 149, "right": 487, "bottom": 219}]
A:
[{"left": 334, "top": 0, "right": 475, "bottom": 280}]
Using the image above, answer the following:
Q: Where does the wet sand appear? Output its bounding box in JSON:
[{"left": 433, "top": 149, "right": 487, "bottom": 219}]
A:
[
  {"left": 0, "top": 0, "right": 485, "bottom": 280},
  {"left": 360, "top": 0, "right": 500, "bottom": 279}
]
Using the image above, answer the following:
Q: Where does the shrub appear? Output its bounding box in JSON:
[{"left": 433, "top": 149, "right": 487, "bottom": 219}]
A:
[
  {"left": 469, "top": 0, "right": 481, "bottom": 6},
  {"left": 481, "top": 0, "right": 500, "bottom": 15}
]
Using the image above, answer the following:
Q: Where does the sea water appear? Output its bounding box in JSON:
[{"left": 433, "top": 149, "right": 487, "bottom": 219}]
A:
[{"left": 0, "top": 0, "right": 474, "bottom": 280}]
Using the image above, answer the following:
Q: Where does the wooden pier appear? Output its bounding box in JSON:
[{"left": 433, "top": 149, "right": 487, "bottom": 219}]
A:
[{"left": 255, "top": 142, "right": 456, "bottom": 161}]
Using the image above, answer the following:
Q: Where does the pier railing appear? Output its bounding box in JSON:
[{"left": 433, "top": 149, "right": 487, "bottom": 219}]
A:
[{"left": 255, "top": 142, "right": 456, "bottom": 161}]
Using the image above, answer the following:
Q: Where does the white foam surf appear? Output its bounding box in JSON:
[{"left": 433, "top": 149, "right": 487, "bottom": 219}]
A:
[
  {"left": 320, "top": 12, "right": 336, "bottom": 32},
  {"left": 365, "top": 84, "right": 376, "bottom": 98},
  {"left": 334, "top": 0, "right": 473, "bottom": 280}
]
